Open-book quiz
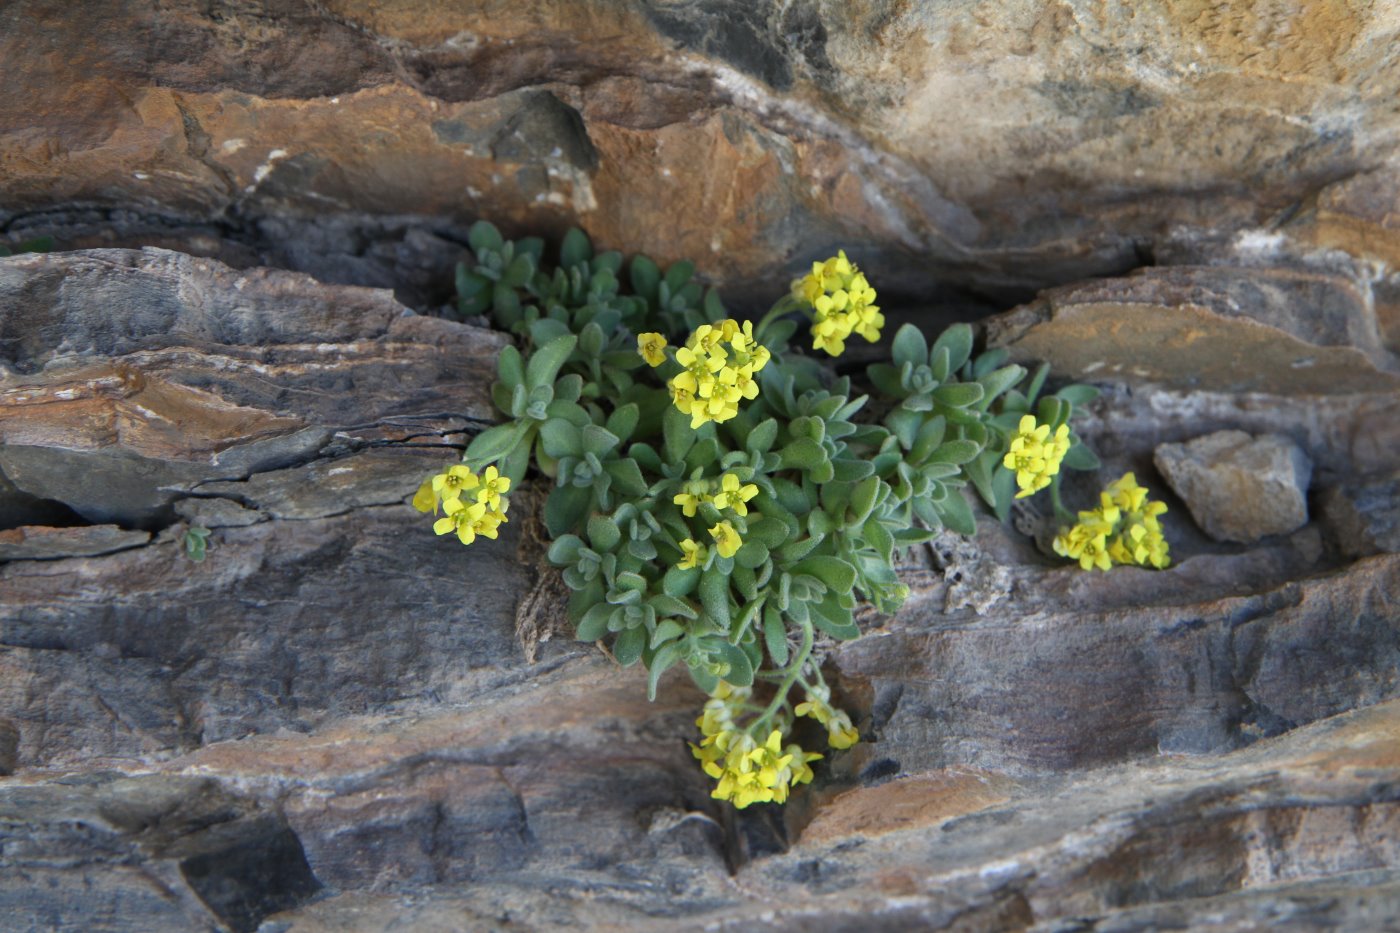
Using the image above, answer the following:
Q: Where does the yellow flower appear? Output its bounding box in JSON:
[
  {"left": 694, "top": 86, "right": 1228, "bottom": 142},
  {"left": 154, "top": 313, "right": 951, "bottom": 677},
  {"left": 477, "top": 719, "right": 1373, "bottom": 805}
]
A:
[
  {"left": 434, "top": 497, "right": 487, "bottom": 545},
  {"left": 432, "top": 464, "right": 479, "bottom": 503},
  {"left": 637, "top": 332, "right": 668, "bottom": 367},
  {"left": 827, "top": 709, "right": 860, "bottom": 749},
  {"left": 708, "top": 521, "right": 742, "bottom": 559},
  {"left": 677, "top": 537, "right": 707, "bottom": 569},
  {"left": 1003, "top": 415, "right": 1070, "bottom": 498},
  {"left": 711, "top": 473, "right": 759, "bottom": 516},
  {"left": 474, "top": 465, "right": 511, "bottom": 508},
  {"left": 1105, "top": 472, "right": 1149, "bottom": 513},
  {"left": 411, "top": 478, "right": 438, "bottom": 513}
]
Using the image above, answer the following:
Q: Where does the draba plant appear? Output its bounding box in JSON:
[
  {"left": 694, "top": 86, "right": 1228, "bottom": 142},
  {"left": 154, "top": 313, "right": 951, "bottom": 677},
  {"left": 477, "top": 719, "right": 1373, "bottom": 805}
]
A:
[{"left": 413, "top": 225, "right": 1150, "bottom": 807}]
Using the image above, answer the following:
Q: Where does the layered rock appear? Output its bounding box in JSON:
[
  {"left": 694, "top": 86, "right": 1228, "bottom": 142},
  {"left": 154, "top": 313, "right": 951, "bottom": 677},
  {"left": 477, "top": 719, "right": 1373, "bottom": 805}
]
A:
[{"left": 2, "top": 1, "right": 1400, "bottom": 305}]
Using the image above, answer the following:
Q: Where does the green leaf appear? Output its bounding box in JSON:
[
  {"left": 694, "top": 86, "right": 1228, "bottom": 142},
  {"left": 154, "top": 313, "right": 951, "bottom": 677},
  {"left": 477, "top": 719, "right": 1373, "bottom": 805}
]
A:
[
  {"left": 604, "top": 459, "right": 648, "bottom": 497},
  {"left": 776, "top": 536, "right": 821, "bottom": 562},
  {"left": 892, "top": 324, "right": 928, "bottom": 369},
  {"left": 688, "top": 660, "right": 720, "bottom": 696},
  {"left": 1055, "top": 384, "right": 1100, "bottom": 406},
  {"left": 1037, "top": 396, "right": 1069, "bottom": 429},
  {"left": 664, "top": 260, "right": 695, "bottom": 294},
  {"left": 605, "top": 404, "right": 640, "bottom": 443},
  {"left": 933, "top": 383, "right": 985, "bottom": 408},
  {"left": 735, "top": 540, "right": 769, "bottom": 569},
  {"left": 649, "top": 596, "right": 698, "bottom": 621},
  {"left": 468, "top": 221, "right": 504, "bottom": 254},
  {"left": 501, "top": 252, "right": 534, "bottom": 288},
  {"left": 547, "top": 534, "right": 585, "bottom": 565},
  {"left": 849, "top": 475, "right": 881, "bottom": 525},
  {"left": 1025, "top": 362, "right": 1051, "bottom": 405},
  {"left": 864, "top": 515, "right": 894, "bottom": 560},
  {"left": 910, "top": 415, "right": 947, "bottom": 462},
  {"left": 931, "top": 323, "right": 974, "bottom": 372},
  {"left": 793, "top": 556, "right": 856, "bottom": 592},
  {"left": 663, "top": 407, "right": 695, "bottom": 463},
  {"left": 630, "top": 255, "right": 661, "bottom": 300},
  {"left": 614, "top": 626, "right": 645, "bottom": 666},
  {"left": 935, "top": 491, "right": 977, "bottom": 536},
  {"left": 763, "top": 609, "right": 789, "bottom": 666},
  {"left": 715, "top": 641, "right": 754, "bottom": 687},
  {"left": 526, "top": 334, "right": 579, "bottom": 390},
  {"left": 992, "top": 466, "right": 1017, "bottom": 522},
  {"left": 647, "top": 642, "right": 684, "bottom": 701},
  {"left": 779, "top": 437, "right": 827, "bottom": 470},
  {"left": 663, "top": 565, "right": 700, "bottom": 597},
  {"left": 929, "top": 439, "right": 981, "bottom": 465},
  {"left": 466, "top": 423, "right": 521, "bottom": 463},
  {"left": 497, "top": 345, "right": 525, "bottom": 390},
  {"left": 747, "top": 418, "right": 779, "bottom": 455},
  {"left": 560, "top": 227, "right": 593, "bottom": 268},
  {"left": 581, "top": 424, "right": 621, "bottom": 458},
  {"left": 977, "top": 365, "right": 1027, "bottom": 404},
  {"left": 972, "top": 348, "right": 1010, "bottom": 379},
  {"left": 576, "top": 603, "right": 612, "bottom": 641},
  {"left": 540, "top": 418, "right": 582, "bottom": 458},
  {"left": 544, "top": 484, "right": 592, "bottom": 537},
  {"left": 887, "top": 408, "right": 922, "bottom": 450},
  {"left": 1062, "top": 441, "right": 1101, "bottom": 471},
  {"left": 810, "top": 597, "right": 860, "bottom": 640},
  {"left": 831, "top": 458, "right": 875, "bottom": 481},
  {"left": 869, "top": 363, "right": 905, "bottom": 397},
  {"left": 588, "top": 515, "right": 621, "bottom": 552},
  {"left": 699, "top": 567, "right": 731, "bottom": 629},
  {"left": 747, "top": 516, "right": 789, "bottom": 549}
]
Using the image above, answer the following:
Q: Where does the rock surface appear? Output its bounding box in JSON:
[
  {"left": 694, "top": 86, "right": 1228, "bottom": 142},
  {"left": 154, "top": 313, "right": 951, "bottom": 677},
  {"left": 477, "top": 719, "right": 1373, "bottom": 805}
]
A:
[
  {"left": 1, "top": 243, "right": 1399, "bottom": 930},
  {"left": 1154, "top": 430, "right": 1314, "bottom": 543},
  {"left": 3, "top": 0, "right": 1400, "bottom": 927},
  {"left": 2, "top": 1, "right": 1400, "bottom": 306}
]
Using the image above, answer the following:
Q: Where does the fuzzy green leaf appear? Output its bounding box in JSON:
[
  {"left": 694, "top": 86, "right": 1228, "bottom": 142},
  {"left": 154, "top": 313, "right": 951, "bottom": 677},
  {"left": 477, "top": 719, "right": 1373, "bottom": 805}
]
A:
[
  {"left": 700, "top": 567, "right": 731, "bottom": 629},
  {"left": 933, "top": 383, "right": 985, "bottom": 408},
  {"left": 576, "top": 603, "right": 612, "bottom": 642},
  {"left": 1062, "top": 441, "right": 1101, "bottom": 471},
  {"left": 663, "top": 565, "right": 700, "bottom": 597},
  {"left": 544, "top": 484, "right": 592, "bottom": 537},
  {"left": 526, "top": 334, "right": 579, "bottom": 390},
  {"left": 466, "top": 423, "right": 522, "bottom": 463},
  {"left": 560, "top": 227, "right": 593, "bottom": 268},
  {"left": 763, "top": 609, "right": 789, "bottom": 666},
  {"left": 932, "top": 323, "right": 974, "bottom": 372},
  {"left": 604, "top": 459, "right": 648, "bottom": 497},
  {"left": 588, "top": 515, "right": 621, "bottom": 552},
  {"left": 539, "top": 418, "right": 582, "bottom": 458},
  {"left": 891, "top": 324, "right": 928, "bottom": 370},
  {"left": 793, "top": 555, "right": 856, "bottom": 592},
  {"left": 614, "top": 626, "right": 645, "bottom": 666},
  {"left": 468, "top": 221, "right": 504, "bottom": 254}
]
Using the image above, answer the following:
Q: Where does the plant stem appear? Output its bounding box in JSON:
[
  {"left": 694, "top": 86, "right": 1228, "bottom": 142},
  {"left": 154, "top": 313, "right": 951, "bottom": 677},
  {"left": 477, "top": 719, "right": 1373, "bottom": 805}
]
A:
[
  {"left": 754, "top": 297, "right": 800, "bottom": 343},
  {"left": 754, "top": 619, "right": 813, "bottom": 733}
]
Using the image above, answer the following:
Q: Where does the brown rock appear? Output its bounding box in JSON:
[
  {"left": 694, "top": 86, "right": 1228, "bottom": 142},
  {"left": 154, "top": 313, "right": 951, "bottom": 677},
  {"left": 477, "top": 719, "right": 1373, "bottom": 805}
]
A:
[
  {"left": 0, "top": 249, "right": 503, "bottom": 525},
  {"left": 4, "top": 1, "right": 1400, "bottom": 298},
  {"left": 0, "top": 524, "right": 151, "bottom": 562},
  {"left": 984, "top": 265, "right": 1400, "bottom": 395}
]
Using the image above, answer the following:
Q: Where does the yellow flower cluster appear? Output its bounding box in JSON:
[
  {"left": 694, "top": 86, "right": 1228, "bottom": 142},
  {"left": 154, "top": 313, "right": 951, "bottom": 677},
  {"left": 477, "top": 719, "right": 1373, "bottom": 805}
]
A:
[
  {"left": 668, "top": 320, "right": 771, "bottom": 429},
  {"left": 412, "top": 464, "right": 511, "bottom": 546},
  {"left": 1053, "top": 472, "right": 1170, "bottom": 571},
  {"left": 672, "top": 472, "right": 759, "bottom": 568},
  {"left": 690, "top": 684, "right": 821, "bottom": 809},
  {"left": 792, "top": 250, "right": 884, "bottom": 356},
  {"left": 1004, "top": 414, "right": 1071, "bottom": 498},
  {"left": 794, "top": 686, "right": 860, "bottom": 749}
]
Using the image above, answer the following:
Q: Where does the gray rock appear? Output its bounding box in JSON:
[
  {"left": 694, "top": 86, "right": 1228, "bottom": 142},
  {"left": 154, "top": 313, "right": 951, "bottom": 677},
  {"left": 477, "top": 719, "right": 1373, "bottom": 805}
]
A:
[
  {"left": 0, "top": 524, "right": 150, "bottom": 562},
  {"left": 1155, "top": 430, "right": 1314, "bottom": 543},
  {"left": 1321, "top": 470, "right": 1400, "bottom": 558},
  {"left": 172, "top": 496, "right": 266, "bottom": 529}
]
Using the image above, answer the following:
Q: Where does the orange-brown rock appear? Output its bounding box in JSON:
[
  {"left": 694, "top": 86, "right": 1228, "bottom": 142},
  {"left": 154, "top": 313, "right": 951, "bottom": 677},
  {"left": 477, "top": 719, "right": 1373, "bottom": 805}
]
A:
[{"left": 3, "top": 1, "right": 1400, "bottom": 302}]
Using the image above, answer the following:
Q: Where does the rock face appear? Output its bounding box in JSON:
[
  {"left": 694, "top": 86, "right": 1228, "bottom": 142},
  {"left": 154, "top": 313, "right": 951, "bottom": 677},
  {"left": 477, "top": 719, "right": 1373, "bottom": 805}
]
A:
[
  {"left": 3, "top": 1, "right": 1400, "bottom": 929},
  {"left": 2, "top": 1, "right": 1400, "bottom": 307},
  {"left": 1154, "top": 430, "right": 1313, "bottom": 544},
  {"left": 2, "top": 244, "right": 1399, "bottom": 930}
]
